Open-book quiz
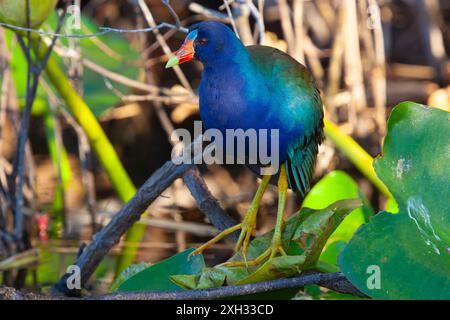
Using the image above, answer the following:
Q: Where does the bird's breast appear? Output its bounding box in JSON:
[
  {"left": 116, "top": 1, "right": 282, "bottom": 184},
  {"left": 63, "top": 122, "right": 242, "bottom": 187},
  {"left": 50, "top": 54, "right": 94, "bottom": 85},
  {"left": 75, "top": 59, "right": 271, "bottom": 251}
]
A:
[{"left": 199, "top": 71, "right": 271, "bottom": 132}]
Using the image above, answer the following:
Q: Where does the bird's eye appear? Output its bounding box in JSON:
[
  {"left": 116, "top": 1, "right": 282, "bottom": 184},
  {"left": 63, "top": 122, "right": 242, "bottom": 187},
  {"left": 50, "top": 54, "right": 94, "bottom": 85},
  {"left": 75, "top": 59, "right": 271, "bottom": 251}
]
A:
[{"left": 197, "top": 38, "right": 208, "bottom": 45}]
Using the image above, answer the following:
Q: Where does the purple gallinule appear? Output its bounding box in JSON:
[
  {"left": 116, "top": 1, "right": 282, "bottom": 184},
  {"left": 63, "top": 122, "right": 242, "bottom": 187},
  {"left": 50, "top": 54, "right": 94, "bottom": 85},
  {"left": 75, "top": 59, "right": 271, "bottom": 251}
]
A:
[{"left": 166, "top": 21, "right": 324, "bottom": 265}]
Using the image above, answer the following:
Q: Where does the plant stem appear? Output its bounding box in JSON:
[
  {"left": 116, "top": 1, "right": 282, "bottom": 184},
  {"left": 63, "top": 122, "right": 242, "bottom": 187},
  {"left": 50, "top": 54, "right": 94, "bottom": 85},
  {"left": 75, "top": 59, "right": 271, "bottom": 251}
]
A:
[{"left": 324, "top": 119, "right": 392, "bottom": 198}]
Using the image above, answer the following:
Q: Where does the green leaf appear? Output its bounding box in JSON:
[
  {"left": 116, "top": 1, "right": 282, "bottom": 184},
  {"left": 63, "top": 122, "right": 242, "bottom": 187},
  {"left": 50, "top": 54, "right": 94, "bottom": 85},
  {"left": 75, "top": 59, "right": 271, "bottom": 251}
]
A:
[
  {"left": 110, "top": 262, "right": 150, "bottom": 292},
  {"left": 172, "top": 199, "right": 361, "bottom": 290},
  {"left": 70, "top": 17, "right": 141, "bottom": 117},
  {"left": 5, "top": 13, "right": 140, "bottom": 118},
  {"left": 171, "top": 268, "right": 226, "bottom": 290},
  {"left": 302, "top": 170, "right": 373, "bottom": 265},
  {"left": 116, "top": 248, "right": 205, "bottom": 292},
  {"left": 232, "top": 255, "right": 306, "bottom": 285},
  {"left": 0, "top": 0, "right": 57, "bottom": 28},
  {"left": 339, "top": 102, "right": 450, "bottom": 299},
  {"left": 43, "top": 111, "right": 72, "bottom": 188},
  {"left": 43, "top": 111, "right": 73, "bottom": 236}
]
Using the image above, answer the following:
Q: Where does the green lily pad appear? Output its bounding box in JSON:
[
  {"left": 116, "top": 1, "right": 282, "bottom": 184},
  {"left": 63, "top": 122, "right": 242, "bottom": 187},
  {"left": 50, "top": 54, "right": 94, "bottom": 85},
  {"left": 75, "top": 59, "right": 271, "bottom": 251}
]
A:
[
  {"left": 115, "top": 248, "right": 205, "bottom": 292},
  {"left": 302, "top": 170, "right": 373, "bottom": 265},
  {"left": 339, "top": 102, "right": 450, "bottom": 299},
  {"left": 110, "top": 262, "right": 150, "bottom": 292},
  {"left": 171, "top": 199, "right": 361, "bottom": 290}
]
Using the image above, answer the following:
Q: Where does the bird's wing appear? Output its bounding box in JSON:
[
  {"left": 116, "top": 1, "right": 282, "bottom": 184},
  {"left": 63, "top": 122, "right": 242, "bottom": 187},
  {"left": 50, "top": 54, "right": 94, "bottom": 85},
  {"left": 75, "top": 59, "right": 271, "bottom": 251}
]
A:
[
  {"left": 247, "top": 45, "right": 324, "bottom": 197},
  {"left": 285, "top": 130, "right": 323, "bottom": 198}
]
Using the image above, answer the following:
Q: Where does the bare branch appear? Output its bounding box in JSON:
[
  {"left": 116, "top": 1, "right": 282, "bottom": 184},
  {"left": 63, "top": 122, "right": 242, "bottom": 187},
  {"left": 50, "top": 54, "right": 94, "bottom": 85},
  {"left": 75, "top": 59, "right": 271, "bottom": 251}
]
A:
[
  {"left": 3, "top": 272, "right": 366, "bottom": 300},
  {"left": 162, "top": 0, "right": 182, "bottom": 29},
  {"left": 183, "top": 168, "right": 238, "bottom": 239},
  {"left": 96, "top": 272, "right": 366, "bottom": 300},
  {"left": 52, "top": 158, "right": 194, "bottom": 295}
]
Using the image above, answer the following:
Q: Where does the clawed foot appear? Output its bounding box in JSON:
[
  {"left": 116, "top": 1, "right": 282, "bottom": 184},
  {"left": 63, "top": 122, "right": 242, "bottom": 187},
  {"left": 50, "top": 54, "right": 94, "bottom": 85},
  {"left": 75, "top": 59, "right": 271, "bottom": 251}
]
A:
[
  {"left": 190, "top": 175, "right": 271, "bottom": 260},
  {"left": 190, "top": 164, "right": 288, "bottom": 268},
  {"left": 190, "top": 223, "right": 242, "bottom": 257},
  {"left": 218, "top": 239, "right": 287, "bottom": 268},
  {"left": 188, "top": 208, "right": 259, "bottom": 260},
  {"left": 190, "top": 223, "right": 287, "bottom": 269}
]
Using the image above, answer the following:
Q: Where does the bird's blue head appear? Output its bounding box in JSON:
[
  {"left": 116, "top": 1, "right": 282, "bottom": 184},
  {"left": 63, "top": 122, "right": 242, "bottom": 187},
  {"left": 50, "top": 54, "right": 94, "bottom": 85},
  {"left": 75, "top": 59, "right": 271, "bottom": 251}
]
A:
[{"left": 166, "top": 21, "right": 246, "bottom": 69}]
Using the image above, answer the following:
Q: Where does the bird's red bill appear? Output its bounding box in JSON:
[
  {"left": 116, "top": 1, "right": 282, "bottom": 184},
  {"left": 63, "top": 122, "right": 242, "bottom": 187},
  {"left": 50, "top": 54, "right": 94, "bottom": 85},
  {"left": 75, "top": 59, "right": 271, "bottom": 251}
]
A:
[
  {"left": 174, "top": 39, "right": 195, "bottom": 64},
  {"left": 166, "top": 29, "right": 198, "bottom": 68}
]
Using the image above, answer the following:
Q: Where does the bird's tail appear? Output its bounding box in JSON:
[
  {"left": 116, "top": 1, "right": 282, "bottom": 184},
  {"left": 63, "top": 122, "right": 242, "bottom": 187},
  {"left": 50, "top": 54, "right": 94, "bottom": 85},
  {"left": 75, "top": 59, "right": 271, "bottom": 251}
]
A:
[{"left": 285, "top": 141, "right": 319, "bottom": 199}]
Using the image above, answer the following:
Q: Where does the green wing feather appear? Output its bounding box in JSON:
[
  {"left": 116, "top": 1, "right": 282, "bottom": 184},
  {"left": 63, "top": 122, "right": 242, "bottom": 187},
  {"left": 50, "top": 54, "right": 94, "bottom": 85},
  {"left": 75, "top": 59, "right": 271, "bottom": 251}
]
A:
[
  {"left": 247, "top": 45, "right": 324, "bottom": 196},
  {"left": 285, "top": 85, "right": 324, "bottom": 197},
  {"left": 286, "top": 129, "right": 323, "bottom": 197}
]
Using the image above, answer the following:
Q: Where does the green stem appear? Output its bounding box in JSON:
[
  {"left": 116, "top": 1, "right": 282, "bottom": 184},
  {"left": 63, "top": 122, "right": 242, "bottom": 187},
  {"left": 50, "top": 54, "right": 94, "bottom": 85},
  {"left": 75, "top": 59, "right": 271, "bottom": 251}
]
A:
[
  {"left": 31, "top": 36, "right": 144, "bottom": 276},
  {"left": 315, "top": 260, "right": 340, "bottom": 273},
  {"left": 324, "top": 119, "right": 392, "bottom": 198},
  {"left": 44, "top": 110, "right": 70, "bottom": 236}
]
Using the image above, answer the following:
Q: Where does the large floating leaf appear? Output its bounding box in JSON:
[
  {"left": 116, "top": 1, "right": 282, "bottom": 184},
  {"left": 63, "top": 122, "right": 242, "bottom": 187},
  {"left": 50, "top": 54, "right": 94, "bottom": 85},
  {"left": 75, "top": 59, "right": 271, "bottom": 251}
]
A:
[
  {"left": 115, "top": 248, "right": 205, "bottom": 292},
  {"left": 171, "top": 199, "right": 361, "bottom": 290},
  {"left": 339, "top": 102, "right": 450, "bottom": 299},
  {"left": 110, "top": 262, "right": 150, "bottom": 292},
  {"left": 302, "top": 170, "right": 373, "bottom": 266}
]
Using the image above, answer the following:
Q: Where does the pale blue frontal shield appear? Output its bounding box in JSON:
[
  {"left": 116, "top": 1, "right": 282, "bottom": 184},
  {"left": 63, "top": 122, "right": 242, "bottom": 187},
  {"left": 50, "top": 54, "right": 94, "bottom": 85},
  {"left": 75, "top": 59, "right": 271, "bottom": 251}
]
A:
[{"left": 186, "top": 29, "right": 198, "bottom": 41}]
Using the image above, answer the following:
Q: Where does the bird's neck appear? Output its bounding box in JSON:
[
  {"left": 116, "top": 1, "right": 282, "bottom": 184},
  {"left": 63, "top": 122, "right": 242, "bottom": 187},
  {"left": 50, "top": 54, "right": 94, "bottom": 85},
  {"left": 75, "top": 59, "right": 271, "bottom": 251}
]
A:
[
  {"left": 201, "top": 44, "right": 262, "bottom": 96},
  {"left": 202, "top": 40, "right": 257, "bottom": 78},
  {"left": 199, "top": 44, "right": 269, "bottom": 131}
]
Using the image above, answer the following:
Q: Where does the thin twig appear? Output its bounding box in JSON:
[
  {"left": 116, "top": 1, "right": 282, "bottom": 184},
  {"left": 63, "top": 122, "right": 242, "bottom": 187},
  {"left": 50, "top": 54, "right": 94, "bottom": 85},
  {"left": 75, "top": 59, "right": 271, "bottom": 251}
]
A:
[
  {"left": 327, "top": 2, "right": 346, "bottom": 99},
  {"left": 222, "top": 0, "right": 240, "bottom": 37},
  {"left": 293, "top": 0, "right": 304, "bottom": 63},
  {"left": 367, "top": 0, "right": 386, "bottom": 137},
  {"left": 278, "top": 0, "right": 295, "bottom": 54},
  {"left": 245, "top": 0, "right": 265, "bottom": 44},
  {"left": 0, "top": 22, "right": 188, "bottom": 39},
  {"left": 137, "top": 0, "right": 193, "bottom": 92},
  {"left": 0, "top": 29, "right": 11, "bottom": 193},
  {"left": 162, "top": 0, "right": 182, "bottom": 29},
  {"left": 188, "top": 3, "right": 231, "bottom": 21},
  {"left": 81, "top": 59, "right": 183, "bottom": 96},
  {"left": 138, "top": 217, "right": 218, "bottom": 237},
  {"left": 235, "top": 2, "right": 254, "bottom": 45},
  {"left": 343, "top": 0, "right": 367, "bottom": 126}
]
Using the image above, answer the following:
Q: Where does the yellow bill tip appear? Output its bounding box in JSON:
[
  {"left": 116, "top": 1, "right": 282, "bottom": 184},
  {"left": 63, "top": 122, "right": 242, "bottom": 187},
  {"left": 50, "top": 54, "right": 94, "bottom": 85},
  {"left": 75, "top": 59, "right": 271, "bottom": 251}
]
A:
[{"left": 165, "top": 55, "right": 180, "bottom": 69}]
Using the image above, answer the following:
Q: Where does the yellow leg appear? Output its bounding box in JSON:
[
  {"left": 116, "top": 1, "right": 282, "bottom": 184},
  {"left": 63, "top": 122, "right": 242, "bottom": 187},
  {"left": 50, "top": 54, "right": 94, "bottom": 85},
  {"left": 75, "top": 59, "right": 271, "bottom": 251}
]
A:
[
  {"left": 235, "top": 174, "right": 271, "bottom": 257},
  {"left": 190, "top": 175, "right": 271, "bottom": 257},
  {"left": 270, "top": 163, "right": 288, "bottom": 258},
  {"left": 220, "top": 164, "right": 289, "bottom": 268}
]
